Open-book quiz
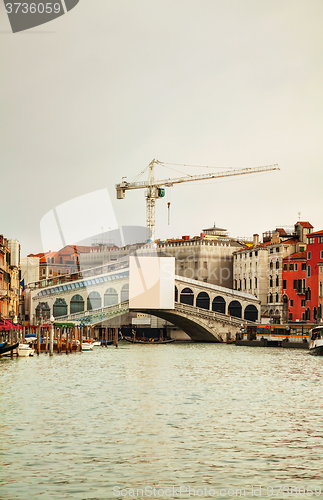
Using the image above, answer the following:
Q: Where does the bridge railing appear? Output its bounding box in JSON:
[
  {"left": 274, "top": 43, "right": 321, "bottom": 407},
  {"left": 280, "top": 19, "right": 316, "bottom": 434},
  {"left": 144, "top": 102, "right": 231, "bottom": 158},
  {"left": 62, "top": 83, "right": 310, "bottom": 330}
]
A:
[
  {"left": 57, "top": 301, "right": 130, "bottom": 322},
  {"left": 174, "top": 302, "right": 255, "bottom": 325}
]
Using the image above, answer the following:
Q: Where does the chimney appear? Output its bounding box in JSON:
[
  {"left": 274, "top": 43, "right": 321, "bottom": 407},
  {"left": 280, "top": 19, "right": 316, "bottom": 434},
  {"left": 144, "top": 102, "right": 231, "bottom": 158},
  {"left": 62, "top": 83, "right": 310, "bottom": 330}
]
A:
[{"left": 253, "top": 234, "right": 259, "bottom": 247}]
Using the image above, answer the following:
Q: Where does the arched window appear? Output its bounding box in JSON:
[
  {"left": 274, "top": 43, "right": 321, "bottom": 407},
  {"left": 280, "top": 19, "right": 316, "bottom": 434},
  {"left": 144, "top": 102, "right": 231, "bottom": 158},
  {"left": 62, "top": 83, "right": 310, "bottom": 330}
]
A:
[
  {"left": 121, "top": 284, "right": 129, "bottom": 302},
  {"left": 269, "top": 276, "right": 273, "bottom": 287},
  {"left": 276, "top": 276, "right": 279, "bottom": 287},
  {"left": 276, "top": 293, "right": 279, "bottom": 303},
  {"left": 53, "top": 298, "right": 67, "bottom": 318},
  {"left": 276, "top": 261, "right": 279, "bottom": 269},
  {"left": 104, "top": 288, "right": 118, "bottom": 307},
  {"left": 228, "top": 300, "right": 242, "bottom": 318},
  {"left": 212, "top": 296, "right": 226, "bottom": 314},
  {"left": 87, "top": 291, "right": 101, "bottom": 310},
  {"left": 320, "top": 281, "right": 322, "bottom": 297},
  {"left": 180, "top": 287, "right": 194, "bottom": 306},
  {"left": 196, "top": 292, "right": 210, "bottom": 310},
  {"left": 35, "top": 302, "right": 50, "bottom": 321},
  {"left": 269, "top": 294, "right": 273, "bottom": 303},
  {"left": 70, "top": 294, "right": 84, "bottom": 314}
]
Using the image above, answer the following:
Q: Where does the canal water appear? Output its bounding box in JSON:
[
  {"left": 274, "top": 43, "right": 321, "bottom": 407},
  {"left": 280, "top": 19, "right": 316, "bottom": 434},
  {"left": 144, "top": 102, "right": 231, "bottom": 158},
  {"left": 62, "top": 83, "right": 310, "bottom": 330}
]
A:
[{"left": 1, "top": 343, "right": 322, "bottom": 500}]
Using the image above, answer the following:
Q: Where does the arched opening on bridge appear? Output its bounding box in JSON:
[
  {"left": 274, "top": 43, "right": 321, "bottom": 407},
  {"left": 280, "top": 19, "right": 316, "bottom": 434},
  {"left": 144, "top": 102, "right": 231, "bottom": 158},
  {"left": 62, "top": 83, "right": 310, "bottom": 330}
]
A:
[
  {"left": 196, "top": 292, "right": 210, "bottom": 310},
  {"left": 244, "top": 304, "right": 258, "bottom": 322},
  {"left": 121, "top": 284, "right": 129, "bottom": 302},
  {"left": 104, "top": 287, "right": 118, "bottom": 306},
  {"left": 175, "top": 286, "right": 178, "bottom": 302},
  {"left": 70, "top": 294, "right": 84, "bottom": 314},
  {"left": 212, "top": 296, "right": 226, "bottom": 314},
  {"left": 87, "top": 291, "right": 101, "bottom": 311},
  {"left": 180, "top": 287, "right": 194, "bottom": 306},
  {"left": 228, "top": 300, "right": 242, "bottom": 318},
  {"left": 53, "top": 298, "right": 68, "bottom": 318}
]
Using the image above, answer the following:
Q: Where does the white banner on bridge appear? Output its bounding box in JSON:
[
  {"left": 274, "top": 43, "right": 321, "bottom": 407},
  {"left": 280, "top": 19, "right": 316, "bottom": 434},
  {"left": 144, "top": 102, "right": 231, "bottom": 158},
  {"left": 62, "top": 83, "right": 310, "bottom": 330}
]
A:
[{"left": 129, "top": 257, "right": 175, "bottom": 309}]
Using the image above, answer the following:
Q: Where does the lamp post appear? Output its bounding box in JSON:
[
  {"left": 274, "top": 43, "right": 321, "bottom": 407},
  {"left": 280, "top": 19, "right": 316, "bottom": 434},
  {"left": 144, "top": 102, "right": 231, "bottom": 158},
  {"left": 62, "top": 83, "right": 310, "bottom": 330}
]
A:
[{"left": 50, "top": 315, "right": 54, "bottom": 356}]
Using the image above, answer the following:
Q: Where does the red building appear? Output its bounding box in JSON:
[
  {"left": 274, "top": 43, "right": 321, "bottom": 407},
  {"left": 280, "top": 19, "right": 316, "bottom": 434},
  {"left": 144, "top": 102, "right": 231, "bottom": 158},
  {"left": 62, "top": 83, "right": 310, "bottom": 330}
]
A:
[
  {"left": 305, "top": 230, "right": 323, "bottom": 322},
  {"left": 282, "top": 252, "right": 307, "bottom": 322}
]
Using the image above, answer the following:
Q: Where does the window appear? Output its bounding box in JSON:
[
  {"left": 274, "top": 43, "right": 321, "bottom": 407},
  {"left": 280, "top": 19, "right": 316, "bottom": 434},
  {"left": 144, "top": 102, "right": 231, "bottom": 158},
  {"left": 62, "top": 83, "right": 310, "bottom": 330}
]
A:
[
  {"left": 269, "top": 276, "right": 273, "bottom": 287},
  {"left": 283, "top": 263, "right": 287, "bottom": 271},
  {"left": 293, "top": 280, "right": 297, "bottom": 290},
  {"left": 301, "top": 263, "right": 306, "bottom": 271},
  {"left": 270, "top": 262, "right": 273, "bottom": 269},
  {"left": 321, "top": 251, "right": 323, "bottom": 259},
  {"left": 269, "top": 294, "right": 273, "bottom": 303},
  {"left": 60, "top": 256, "right": 63, "bottom": 264},
  {"left": 58, "top": 269, "right": 61, "bottom": 276},
  {"left": 307, "top": 252, "right": 311, "bottom": 260},
  {"left": 320, "top": 281, "right": 322, "bottom": 297},
  {"left": 47, "top": 257, "right": 50, "bottom": 263},
  {"left": 276, "top": 261, "right": 279, "bottom": 269},
  {"left": 51, "top": 257, "right": 54, "bottom": 264},
  {"left": 276, "top": 247, "right": 279, "bottom": 253},
  {"left": 249, "top": 252, "right": 252, "bottom": 257},
  {"left": 307, "top": 265, "right": 311, "bottom": 277},
  {"left": 319, "top": 237, "right": 323, "bottom": 243},
  {"left": 301, "top": 300, "right": 306, "bottom": 307},
  {"left": 203, "top": 261, "right": 207, "bottom": 269},
  {"left": 255, "top": 277, "right": 257, "bottom": 289},
  {"left": 195, "top": 261, "right": 198, "bottom": 269},
  {"left": 290, "top": 299, "right": 293, "bottom": 307},
  {"left": 308, "top": 237, "right": 315, "bottom": 244},
  {"left": 283, "top": 280, "right": 287, "bottom": 289},
  {"left": 299, "top": 246, "right": 304, "bottom": 252},
  {"left": 289, "top": 313, "right": 293, "bottom": 321},
  {"left": 276, "top": 276, "right": 279, "bottom": 287},
  {"left": 276, "top": 293, "right": 279, "bottom": 303},
  {"left": 49, "top": 268, "right": 53, "bottom": 275},
  {"left": 270, "top": 248, "right": 273, "bottom": 254},
  {"left": 66, "top": 269, "right": 70, "bottom": 274},
  {"left": 249, "top": 279, "right": 252, "bottom": 289},
  {"left": 289, "top": 263, "right": 294, "bottom": 271},
  {"left": 255, "top": 251, "right": 258, "bottom": 257},
  {"left": 203, "top": 277, "right": 207, "bottom": 282},
  {"left": 295, "top": 263, "right": 298, "bottom": 271},
  {"left": 42, "top": 268, "right": 46, "bottom": 276}
]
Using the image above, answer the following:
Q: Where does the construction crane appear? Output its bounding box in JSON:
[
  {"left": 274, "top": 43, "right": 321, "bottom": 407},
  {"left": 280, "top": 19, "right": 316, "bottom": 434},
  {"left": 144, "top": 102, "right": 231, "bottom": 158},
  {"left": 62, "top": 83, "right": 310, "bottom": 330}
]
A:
[{"left": 116, "top": 159, "right": 280, "bottom": 241}]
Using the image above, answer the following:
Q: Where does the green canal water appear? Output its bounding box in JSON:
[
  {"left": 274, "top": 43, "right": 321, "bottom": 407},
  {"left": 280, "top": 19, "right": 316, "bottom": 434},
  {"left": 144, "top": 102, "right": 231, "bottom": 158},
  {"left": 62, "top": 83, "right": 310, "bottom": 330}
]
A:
[{"left": 1, "top": 343, "right": 323, "bottom": 500}]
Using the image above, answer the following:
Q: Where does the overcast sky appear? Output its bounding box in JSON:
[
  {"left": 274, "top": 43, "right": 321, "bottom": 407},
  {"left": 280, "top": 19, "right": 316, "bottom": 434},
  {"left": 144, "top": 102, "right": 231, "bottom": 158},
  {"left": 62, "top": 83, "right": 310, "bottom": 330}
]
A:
[{"left": 1, "top": 0, "right": 323, "bottom": 255}]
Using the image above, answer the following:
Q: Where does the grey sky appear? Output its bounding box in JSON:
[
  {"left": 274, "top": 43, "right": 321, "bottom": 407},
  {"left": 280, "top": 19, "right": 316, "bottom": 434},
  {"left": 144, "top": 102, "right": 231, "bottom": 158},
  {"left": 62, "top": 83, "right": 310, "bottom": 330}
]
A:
[{"left": 1, "top": 0, "right": 322, "bottom": 255}]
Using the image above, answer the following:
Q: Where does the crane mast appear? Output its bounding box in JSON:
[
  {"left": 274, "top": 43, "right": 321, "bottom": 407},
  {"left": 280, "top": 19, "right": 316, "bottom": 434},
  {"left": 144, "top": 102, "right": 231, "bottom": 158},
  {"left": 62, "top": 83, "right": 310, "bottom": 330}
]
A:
[{"left": 116, "top": 159, "right": 280, "bottom": 241}]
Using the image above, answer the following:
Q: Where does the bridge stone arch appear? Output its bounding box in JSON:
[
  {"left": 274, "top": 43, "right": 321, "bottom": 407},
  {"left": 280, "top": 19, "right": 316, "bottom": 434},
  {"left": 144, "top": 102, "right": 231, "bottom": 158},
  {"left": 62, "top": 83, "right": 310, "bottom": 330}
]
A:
[
  {"left": 180, "top": 287, "right": 194, "bottom": 305},
  {"left": 244, "top": 304, "right": 258, "bottom": 322},
  {"left": 228, "top": 300, "right": 242, "bottom": 318},
  {"left": 196, "top": 291, "right": 210, "bottom": 310},
  {"left": 87, "top": 291, "right": 101, "bottom": 310},
  {"left": 104, "top": 287, "right": 118, "bottom": 307},
  {"left": 70, "top": 294, "right": 85, "bottom": 314},
  {"left": 212, "top": 296, "right": 226, "bottom": 314}
]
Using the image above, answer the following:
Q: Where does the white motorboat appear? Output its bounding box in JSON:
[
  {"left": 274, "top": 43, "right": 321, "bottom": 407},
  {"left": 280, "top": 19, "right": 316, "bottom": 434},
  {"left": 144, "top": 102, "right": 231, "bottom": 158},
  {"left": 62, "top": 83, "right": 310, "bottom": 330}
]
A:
[
  {"left": 18, "top": 343, "right": 35, "bottom": 357},
  {"left": 81, "top": 342, "right": 94, "bottom": 351},
  {"left": 91, "top": 341, "right": 102, "bottom": 347},
  {"left": 309, "top": 326, "right": 323, "bottom": 355}
]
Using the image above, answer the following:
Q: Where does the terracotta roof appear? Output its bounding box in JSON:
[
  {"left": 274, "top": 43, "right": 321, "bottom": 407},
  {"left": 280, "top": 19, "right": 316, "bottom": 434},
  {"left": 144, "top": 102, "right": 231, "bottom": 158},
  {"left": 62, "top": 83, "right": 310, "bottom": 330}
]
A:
[
  {"left": 276, "top": 228, "right": 287, "bottom": 236},
  {"left": 283, "top": 251, "right": 306, "bottom": 261},
  {"left": 307, "top": 229, "right": 323, "bottom": 237},
  {"left": 297, "top": 221, "right": 313, "bottom": 228},
  {"left": 280, "top": 238, "right": 299, "bottom": 245}
]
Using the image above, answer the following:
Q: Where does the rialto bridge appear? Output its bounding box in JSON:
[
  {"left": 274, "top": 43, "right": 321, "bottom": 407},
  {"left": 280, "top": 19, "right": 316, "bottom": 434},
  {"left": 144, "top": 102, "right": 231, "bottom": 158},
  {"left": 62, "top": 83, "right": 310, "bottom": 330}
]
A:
[{"left": 28, "top": 260, "right": 260, "bottom": 342}]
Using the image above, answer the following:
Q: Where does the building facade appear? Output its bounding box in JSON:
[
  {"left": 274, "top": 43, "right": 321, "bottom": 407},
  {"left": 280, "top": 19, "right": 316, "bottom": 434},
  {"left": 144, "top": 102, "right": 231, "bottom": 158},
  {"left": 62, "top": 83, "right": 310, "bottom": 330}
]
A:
[
  {"left": 305, "top": 230, "right": 323, "bottom": 322},
  {"left": 282, "top": 252, "right": 307, "bottom": 322}
]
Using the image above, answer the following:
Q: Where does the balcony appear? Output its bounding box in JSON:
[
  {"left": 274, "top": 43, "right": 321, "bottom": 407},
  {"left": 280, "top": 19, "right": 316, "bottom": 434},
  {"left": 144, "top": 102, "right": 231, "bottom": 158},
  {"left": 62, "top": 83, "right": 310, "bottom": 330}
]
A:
[
  {"left": 296, "top": 288, "right": 306, "bottom": 295},
  {"left": 0, "top": 288, "right": 7, "bottom": 297}
]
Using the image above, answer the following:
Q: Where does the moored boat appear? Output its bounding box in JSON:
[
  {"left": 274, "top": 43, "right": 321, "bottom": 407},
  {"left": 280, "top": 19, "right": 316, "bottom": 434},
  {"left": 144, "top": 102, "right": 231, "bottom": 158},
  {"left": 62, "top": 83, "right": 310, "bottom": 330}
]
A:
[
  {"left": 123, "top": 337, "right": 175, "bottom": 344},
  {"left": 18, "top": 343, "right": 35, "bottom": 357},
  {"left": 0, "top": 341, "right": 19, "bottom": 356},
  {"left": 309, "top": 326, "right": 323, "bottom": 355},
  {"left": 81, "top": 342, "right": 94, "bottom": 351}
]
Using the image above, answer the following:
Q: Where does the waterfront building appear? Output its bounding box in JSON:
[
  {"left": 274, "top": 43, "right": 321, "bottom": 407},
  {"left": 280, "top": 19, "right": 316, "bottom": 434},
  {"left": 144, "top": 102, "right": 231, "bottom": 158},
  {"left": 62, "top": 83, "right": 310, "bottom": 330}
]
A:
[
  {"left": 158, "top": 225, "right": 245, "bottom": 288},
  {"left": 233, "top": 222, "right": 312, "bottom": 322},
  {"left": 305, "top": 229, "right": 323, "bottom": 322},
  {"left": 0, "top": 235, "right": 21, "bottom": 323},
  {"left": 282, "top": 251, "right": 307, "bottom": 322}
]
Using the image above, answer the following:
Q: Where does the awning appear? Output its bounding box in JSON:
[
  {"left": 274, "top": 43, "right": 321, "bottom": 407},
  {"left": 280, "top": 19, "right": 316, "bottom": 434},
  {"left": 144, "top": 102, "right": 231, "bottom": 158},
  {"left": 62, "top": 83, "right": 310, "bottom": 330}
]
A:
[{"left": 0, "top": 318, "right": 23, "bottom": 331}]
